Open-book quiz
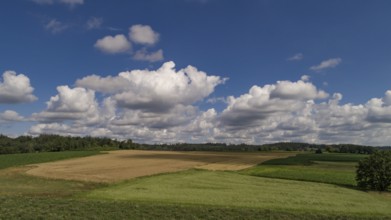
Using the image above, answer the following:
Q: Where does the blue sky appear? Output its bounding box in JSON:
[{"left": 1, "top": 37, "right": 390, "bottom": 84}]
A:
[{"left": 1, "top": 0, "right": 391, "bottom": 145}]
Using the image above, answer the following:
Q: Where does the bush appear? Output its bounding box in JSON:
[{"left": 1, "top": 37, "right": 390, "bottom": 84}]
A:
[{"left": 356, "top": 151, "right": 391, "bottom": 191}]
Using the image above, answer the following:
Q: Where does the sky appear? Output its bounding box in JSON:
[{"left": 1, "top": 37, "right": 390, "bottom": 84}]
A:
[{"left": 1, "top": 0, "right": 391, "bottom": 145}]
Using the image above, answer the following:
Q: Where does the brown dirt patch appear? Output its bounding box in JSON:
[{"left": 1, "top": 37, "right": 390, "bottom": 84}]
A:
[{"left": 25, "top": 150, "right": 295, "bottom": 183}]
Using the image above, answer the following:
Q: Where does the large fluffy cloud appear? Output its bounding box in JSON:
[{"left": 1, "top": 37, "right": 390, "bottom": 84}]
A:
[
  {"left": 213, "top": 82, "right": 391, "bottom": 145},
  {"left": 30, "top": 62, "right": 225, "bottom": 142},
  {"left": 0, "top": 71, "right": 37, "bottom": 104},
  {"left": 26, "top": 63, "right": 391, "bottom": 146},
  {"left": 366, "top": 91, "right": 391, "bottom": 123},
  {"left": 32, "top": 86, "right": 100, "bottom": 124},
  {"left": 219, "top": 79, "right": 328, "bottom": 128},
  {"left": 77, "top": 61, "right": 225, "bottom": 112}
]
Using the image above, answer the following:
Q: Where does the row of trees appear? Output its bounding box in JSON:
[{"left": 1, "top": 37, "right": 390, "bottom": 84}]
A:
[
  {"left": 0, "top": 134, "right": 135, "bottom": 154},
  {"left": 0, "top": 134, "right": 382, "bottom": 155},
  {"left": 131, "top": 142, "right": 377, "bottom": 154}
]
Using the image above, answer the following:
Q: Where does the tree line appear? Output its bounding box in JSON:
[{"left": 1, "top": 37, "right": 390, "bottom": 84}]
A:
[
  {"left": 0, "top": 134, "right": 135, "bottom": 154},
  {"left": 0, "top": 134, "right": 381, "bottom": 155},
  {"left": 131, "top": 142, "right": 378, "bottom": 154}
]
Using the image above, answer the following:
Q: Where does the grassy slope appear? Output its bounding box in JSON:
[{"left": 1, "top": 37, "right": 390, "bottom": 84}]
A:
[
  {"left": 3, "top": 196, "right": 372, "bottom": 220},
  {"left": 0, "top": 168, "right": 102, "bottom": 197},
  {"left": 0, "top": 168, "right": 370, "bottom": 220},
  {"left": 0, "top": 151, "right": 102, "bottom": 170},
  {"left": 85, "top": 170, "right": 391, "bottom": 218},
  {"left": 242, "top": 153, "right": 367, "bottom": 186}
]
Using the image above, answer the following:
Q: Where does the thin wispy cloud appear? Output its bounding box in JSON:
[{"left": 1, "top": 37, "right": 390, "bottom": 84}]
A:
[
  {"left": 32, "top": 0, "right": 53, "bottom": 4},
  {"left": 45, "top": 19, "right": 69, "bottom": 34},
  {"left": 133, "top": 48, "right": 164, "bottom": 62},
  {"left": 310, "top": 58, "right": 342, "bottom": 71},
  {"left": 185, "top": 0, "right": 210, "bottom": 4},
  {"left": 287, "top": 53, "right": 303, "bottom": 61},
  {"left": 86, "top": 17, "right": 103, "bottom": 30},
  {"left": 32, "top": 0, "right": 84, "bottom": 6}
]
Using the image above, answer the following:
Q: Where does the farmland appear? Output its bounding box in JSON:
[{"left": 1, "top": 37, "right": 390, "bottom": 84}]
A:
[
  {"left": 26, "top": 150, "right": 295, "bottom": 182},
  {"left": 0, "top": 150, "right": 390, "bottom": 219}
]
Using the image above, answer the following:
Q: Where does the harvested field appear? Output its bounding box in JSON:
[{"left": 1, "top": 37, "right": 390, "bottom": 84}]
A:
[{"left": 26, "top": 150, "right": 295, "bottom": 183}]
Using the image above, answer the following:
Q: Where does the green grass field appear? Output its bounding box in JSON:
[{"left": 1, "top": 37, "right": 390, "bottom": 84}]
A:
[
  {"left": 261, "top": 153, "right": 368, "bottom": 165},
  {"left": 1, "top": 196, "right": 363, "bottom": 220},
  {"left": 85, "top": 169, "right": 391, "bottom": 218},
  {"left": 0, "top": 151, "right": 102, "bottom": 170},
  {"left": 241, "top": 153, "right": 368, "bottom": 186},
  {"left": 1, "top": 151, "right": 390, "bottom": 219}
]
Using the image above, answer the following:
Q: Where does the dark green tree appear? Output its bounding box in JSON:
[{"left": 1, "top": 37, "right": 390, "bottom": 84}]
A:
[{"left": 356, "top": 151, "right": 391, "bottom": 191}]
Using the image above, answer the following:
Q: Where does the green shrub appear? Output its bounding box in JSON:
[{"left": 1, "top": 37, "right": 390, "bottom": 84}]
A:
[{"left": 356, "top": 151, "right": 391, "bottom": 191}]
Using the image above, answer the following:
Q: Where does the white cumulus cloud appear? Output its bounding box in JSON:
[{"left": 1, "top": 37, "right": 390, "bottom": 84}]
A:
[
  {"left": 0, "top": 71, "right": 37, "bottom": 104},
  {"left": 0, "top": 110, "right": 24, "bottom": 122},
  {"left": 270, "top": 80, "right": 328, "bottom": 100},
  {"left": 32, "top": 86, "right": 100, "bottom": 123},
  {"left": 94, "top": 34, "right": 131, "bottom": 54},
  {"left": 129, "top": 24, "right": 160, "bottom": 45},
  {"left": 26, "top": 63, "right": 391, "bottom": 146},
  {"left": 77, "top": 61, "right": 225, "bottom": 112},
  {"left": 76, "top": 75, "right": 129, "bottom": 94}
]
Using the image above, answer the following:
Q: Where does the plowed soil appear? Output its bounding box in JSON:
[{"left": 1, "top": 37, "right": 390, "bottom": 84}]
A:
[{"left": 26, "top": 150, "right": 295, "bottom": 183}]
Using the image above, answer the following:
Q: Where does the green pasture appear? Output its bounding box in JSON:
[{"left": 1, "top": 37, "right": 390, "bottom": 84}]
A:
[
  {"left": 241, "top": 162, "right": 356, "bottom": 186},
  {"left": 85, "top": 169, "right": 391, "bottom": 218},
  {"left": 262, "top": 153, "right": 368, "bottom": 165},
  {"left": 3, "top": 196, "right": 373, "bottom": 220},
  {"left": 242, "top": 153, "right": 368, "bottom": 186}
]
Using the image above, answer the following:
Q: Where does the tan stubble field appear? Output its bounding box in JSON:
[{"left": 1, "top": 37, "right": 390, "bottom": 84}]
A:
[{"left": 26, "top": 150, "right": 295, "bottom": 183}]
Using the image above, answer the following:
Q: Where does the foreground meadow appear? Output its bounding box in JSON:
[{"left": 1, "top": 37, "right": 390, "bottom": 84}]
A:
[
  {"left": 0, "top": 150, "right": 390, "bottom": 219},
  {"left": 85, "top": 169, "right": 391, "bottom": 218}
]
